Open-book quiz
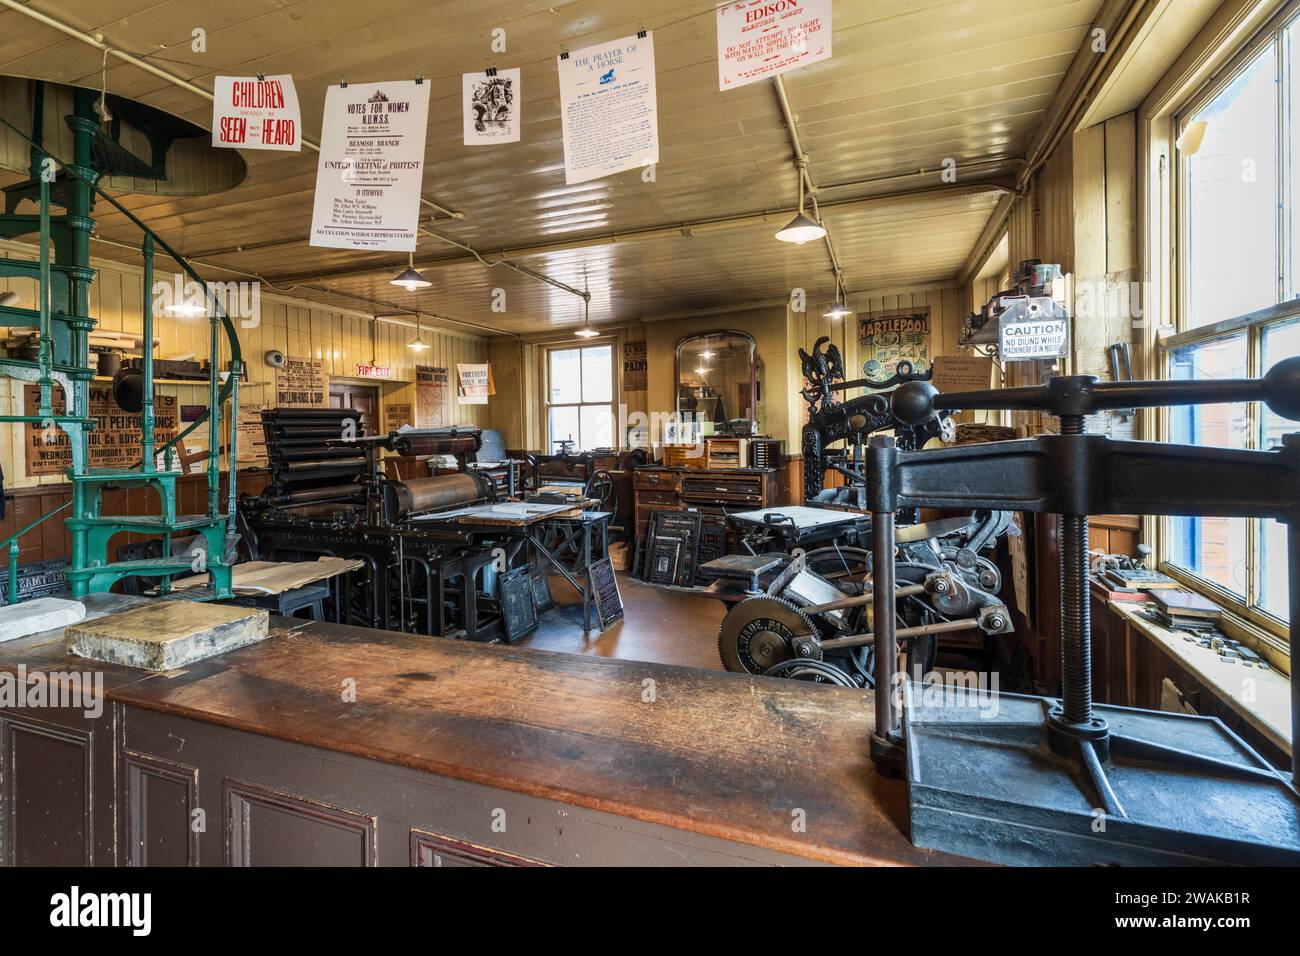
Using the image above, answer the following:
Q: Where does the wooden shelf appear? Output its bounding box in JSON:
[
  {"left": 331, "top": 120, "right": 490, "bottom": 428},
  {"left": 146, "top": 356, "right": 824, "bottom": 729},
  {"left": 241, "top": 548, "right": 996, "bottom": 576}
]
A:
[{"left": 91, "top": 376, "right": 215, "bottom": 386}]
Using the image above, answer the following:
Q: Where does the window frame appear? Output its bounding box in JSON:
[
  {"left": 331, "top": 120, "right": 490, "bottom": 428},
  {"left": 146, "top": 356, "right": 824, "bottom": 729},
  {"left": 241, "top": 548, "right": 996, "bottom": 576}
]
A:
[
  {"left": 543, "top": 340, "right": 617, "bottom": 453},
  {"left": 1162, "top": 2, "right": 1300, "bottom": 641}
]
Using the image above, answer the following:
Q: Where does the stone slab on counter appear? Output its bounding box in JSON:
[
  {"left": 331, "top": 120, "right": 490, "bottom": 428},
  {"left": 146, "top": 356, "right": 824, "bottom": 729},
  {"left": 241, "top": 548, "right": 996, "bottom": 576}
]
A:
[
  {"left": 65, "top": 600, "right": 269, "bottom": 671},
  {"left": 0, "top": 598, "right": 86, "bottom": 643}
]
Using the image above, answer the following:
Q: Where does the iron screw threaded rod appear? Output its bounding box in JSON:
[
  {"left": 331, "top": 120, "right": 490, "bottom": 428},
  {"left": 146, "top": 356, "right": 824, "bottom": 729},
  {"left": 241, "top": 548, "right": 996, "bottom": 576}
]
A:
[{"left": 1057, "top": 414, "right": 1093, "bottom": 725}]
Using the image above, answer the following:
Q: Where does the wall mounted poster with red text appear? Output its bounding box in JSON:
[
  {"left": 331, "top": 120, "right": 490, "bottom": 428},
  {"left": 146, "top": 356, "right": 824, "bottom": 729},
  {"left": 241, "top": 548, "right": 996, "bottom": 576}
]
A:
[
  {"left": 310, "top": 80, "right": 431, "bottom": 251},
  {"left": 717, "top": 0, "right": 832, "bottom": 91},
  {"left": 212, "top": 75, "right": 302, "bottom": 151}
]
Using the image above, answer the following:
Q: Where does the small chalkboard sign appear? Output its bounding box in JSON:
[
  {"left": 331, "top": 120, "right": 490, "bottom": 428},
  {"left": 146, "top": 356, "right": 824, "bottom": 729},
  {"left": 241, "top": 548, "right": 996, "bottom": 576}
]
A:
[
  {"left": 499, "top": 566, "right": 539, "bottom": 643},
  {"left": 589, "top": 556, "right": 624, "bottom": 630}
]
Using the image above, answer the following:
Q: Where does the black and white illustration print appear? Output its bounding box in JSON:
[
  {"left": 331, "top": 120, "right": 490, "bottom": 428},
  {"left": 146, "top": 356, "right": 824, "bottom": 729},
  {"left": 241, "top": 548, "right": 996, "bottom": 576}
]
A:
[{"left": 463, "top": 68, "right": 520, "bottom": 144}]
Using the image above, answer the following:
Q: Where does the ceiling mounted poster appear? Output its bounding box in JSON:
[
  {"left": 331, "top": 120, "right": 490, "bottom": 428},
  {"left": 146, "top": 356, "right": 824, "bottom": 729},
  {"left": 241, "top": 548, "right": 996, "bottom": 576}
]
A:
[
  {"left": 463, "top": 69, "right": 521, "bottom": 144},
  {"left": 309, "top": 80, "right": 431, "bottom": 251},
  {"left": 558, "top": 32, "right": 659, "bottom": 185},
  {"left": 858, "top": 306, "right": 931, "bottom": 383},
  {"left": 211, "top": 75, "right": 302, "bottom": 151},
  {"left": 717, "top": 0, "right": 833, "bottom": 91}
]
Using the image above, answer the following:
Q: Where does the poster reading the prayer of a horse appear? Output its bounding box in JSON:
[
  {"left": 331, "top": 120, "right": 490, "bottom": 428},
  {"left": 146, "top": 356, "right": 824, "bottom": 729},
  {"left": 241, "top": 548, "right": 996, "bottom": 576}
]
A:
[{"left": 463, "top": 69, "right": 520, "bottom": 144}]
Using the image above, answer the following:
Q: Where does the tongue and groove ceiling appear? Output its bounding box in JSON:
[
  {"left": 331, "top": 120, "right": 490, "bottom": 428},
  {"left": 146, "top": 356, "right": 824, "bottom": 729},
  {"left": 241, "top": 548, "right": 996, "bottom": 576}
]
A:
[{"left": 0, "top": 0, "right": 1105, "bottom": 335}]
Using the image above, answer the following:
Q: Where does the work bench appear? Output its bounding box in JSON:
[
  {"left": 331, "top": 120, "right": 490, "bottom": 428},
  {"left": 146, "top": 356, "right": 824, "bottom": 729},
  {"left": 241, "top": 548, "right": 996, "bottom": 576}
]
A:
[{"left": 0, "top": 595, "right": 958, "bottom": 867}]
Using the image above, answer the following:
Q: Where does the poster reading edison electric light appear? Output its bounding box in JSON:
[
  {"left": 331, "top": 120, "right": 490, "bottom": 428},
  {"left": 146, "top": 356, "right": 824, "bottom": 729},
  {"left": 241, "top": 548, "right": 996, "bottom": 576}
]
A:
[
  {"left": 558, "top": 33, "right": 659, "bottom": 185},
  {"left": 717, "top": 0, "right": 832, "bottom": 90},
  {"left": 310, "top": 80, "right": 431, "bottom": 251}
]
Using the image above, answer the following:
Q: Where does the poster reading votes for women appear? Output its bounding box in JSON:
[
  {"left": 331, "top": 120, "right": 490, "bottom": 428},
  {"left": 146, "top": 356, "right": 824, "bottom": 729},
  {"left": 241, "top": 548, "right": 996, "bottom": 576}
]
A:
[
  {"left": 310, "top": 80, "right": 431, "bottom": 251},
  {"left": 717, "top": 0, "right": 832, "bottom": 91},
  {"left": 463, "top": 69, "right": 521, "bottom": 144},
  {"left": 211, "top": 75, "right": 302, "bottom": 151},
  {"left": 558, "top": 33, "right": 659, "bottom": 185}
]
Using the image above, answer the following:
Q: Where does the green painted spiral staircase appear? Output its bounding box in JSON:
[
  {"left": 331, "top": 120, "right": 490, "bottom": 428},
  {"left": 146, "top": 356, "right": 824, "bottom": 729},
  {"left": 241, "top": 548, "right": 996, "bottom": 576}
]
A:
[{"left": 0, "top": 90, "right": 242, "bottom": 604}]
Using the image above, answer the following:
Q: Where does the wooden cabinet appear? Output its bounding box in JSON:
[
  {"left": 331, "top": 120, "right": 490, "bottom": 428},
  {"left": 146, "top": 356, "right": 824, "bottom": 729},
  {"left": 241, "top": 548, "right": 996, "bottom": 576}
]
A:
[{"left": 633, "top": 466, "right": 779, "bottom": 574}]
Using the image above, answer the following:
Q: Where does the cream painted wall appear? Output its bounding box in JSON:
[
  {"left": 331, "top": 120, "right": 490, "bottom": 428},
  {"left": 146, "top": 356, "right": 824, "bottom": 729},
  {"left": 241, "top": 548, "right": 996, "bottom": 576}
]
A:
[{"left": 0, "top": 239, "right": 490, "bottom": 488}]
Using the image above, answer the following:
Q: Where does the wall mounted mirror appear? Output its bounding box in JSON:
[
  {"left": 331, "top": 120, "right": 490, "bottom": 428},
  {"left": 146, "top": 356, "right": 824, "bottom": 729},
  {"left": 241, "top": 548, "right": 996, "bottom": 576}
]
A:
[{"left": 674, "top": 331, "right": 761, "bottom": 437}]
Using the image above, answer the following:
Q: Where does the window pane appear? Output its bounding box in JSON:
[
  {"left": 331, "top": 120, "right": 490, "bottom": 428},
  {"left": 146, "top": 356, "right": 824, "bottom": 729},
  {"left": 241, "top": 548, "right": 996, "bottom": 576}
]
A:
[
  {"left": 579, "top": 404, "right": 614, "bottom": 451},
  {"left": 1167, "top": 336, "right": 1249, "bottom": 597},
  {"left": 1290, "top": 19, "right": 1300, "bottom": 299},
  {"left": 581, "top": 345, "right": 612, "bottom": 403},
  {"left": 1183, "top": 43, "right": 1279, "bottom": 329},
  {"left": 549, "top": 348, "right": 582, "bottom": 404},
  {"left": 548, "top": 406, "right": 579, "bottom": 451},
  {"left": 1262, "top": 318, "right": 1300, "bottom": 450},
  {"left": 1259, "top": 319, "right": 1298, "bottom": 620},
  {"left": 1261, "top": 518, "right": 1290, "bottom": 620},
  {"left": 1168, "top": 336, "right": 1250, "bottom": 448}
]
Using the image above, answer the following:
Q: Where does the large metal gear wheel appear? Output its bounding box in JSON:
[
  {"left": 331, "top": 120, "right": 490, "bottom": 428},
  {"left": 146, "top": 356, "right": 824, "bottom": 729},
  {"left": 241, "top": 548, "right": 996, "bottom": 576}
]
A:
[{"left": 718, "top": 596, "right": 820, "bottom": 674}]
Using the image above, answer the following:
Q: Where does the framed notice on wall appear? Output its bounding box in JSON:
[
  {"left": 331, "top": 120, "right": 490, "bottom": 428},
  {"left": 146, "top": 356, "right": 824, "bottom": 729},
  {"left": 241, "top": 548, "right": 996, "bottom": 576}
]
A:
[
  {"left": 235, "top": 400, "right": 268, "bottom": 466},
  {"left": 24, "top": 385, "right": 178, "bottom": 476},
  {"left": 931, "top": 355, "right": 994, "bottom": 394},
  {"left": 858, "top": 306, "right": 931, "bottom": 383},
  {"left": 383, "top": 401, "right": 413, "bottom": 433},
  {"left": 275, "top": 358, "right": 327, "bottom": 406},
  {"left": 622, "top": 340, "right": 647, "bottom": 391},
  {"left": 416, "top": 365, "right": 449, "bottom": 427}
]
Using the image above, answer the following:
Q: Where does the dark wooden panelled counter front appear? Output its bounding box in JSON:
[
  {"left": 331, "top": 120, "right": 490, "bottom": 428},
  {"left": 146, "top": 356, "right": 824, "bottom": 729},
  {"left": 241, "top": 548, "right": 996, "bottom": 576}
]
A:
[{"left": 0, "top": 596, "right": 956, "bottom": 867}]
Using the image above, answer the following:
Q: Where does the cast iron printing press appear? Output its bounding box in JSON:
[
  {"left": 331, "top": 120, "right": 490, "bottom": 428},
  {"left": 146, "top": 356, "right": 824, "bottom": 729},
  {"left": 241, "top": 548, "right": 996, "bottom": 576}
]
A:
[
  {"left": 239, "top": 408, "right": 614, "bottom": 642},
  {"left": 861, "top": 358, "right": 1300, "bottom": 865}
]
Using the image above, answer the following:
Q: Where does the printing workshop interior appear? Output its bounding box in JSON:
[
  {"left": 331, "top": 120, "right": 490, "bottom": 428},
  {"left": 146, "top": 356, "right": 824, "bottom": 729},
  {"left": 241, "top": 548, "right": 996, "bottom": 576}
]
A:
[{"left": 0, "top": 0, "right": 1297, "bottom": 871}]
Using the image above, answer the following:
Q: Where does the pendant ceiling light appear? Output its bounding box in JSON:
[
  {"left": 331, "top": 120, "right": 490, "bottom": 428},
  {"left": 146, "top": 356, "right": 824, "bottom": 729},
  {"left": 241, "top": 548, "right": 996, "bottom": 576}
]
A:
[
  {"left": 407, "top": 312, "right": 429, "bottom": 351},
  {"left": 823, "top": 278, "right": 852, "bottom": 320},
  {"left": 775, "top": 159, "right": 827, "bottom": 245},
  {"left": 574, "top": 297, "right": 599, "bottom": 337},
  {"left": 390, "top": 251, "right": 432, "bottom": 291}
]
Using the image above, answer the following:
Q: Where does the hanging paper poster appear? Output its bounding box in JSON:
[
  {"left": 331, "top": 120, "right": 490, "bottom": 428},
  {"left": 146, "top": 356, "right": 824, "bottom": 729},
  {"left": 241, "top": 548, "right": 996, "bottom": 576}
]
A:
[
  {"left": 211, "top": 75, "right": 302, "bottom": 151},
  {"left": 717, "top": 0, "right": 833, "bottom": 91},
  {"left": 275, "top": 358, "right": 327, "bottom": 406},
  {"left": 463, "top": 69, "right": 521, "bottom": 144},
  {"left": 383, "top": 401, "right": 413, "bottom": 433},
  {"left": 931, "top": 355, "right": 994, "bottom": 394},
  {"left": 309, "top": 80, "right": 431, "bottom": 251},
  {"left": 416, "top": 365, "right": 449, "bottom": 427},
  {"left": 558, "top": 33, "right": 659, "bottom": 185},
  {"left": 858, "top": 306, "right": 931, "bottom": 383},
  {"left": 235, "top": 401, "right": 268, "bottom": 466},
  {"left": 622, "top": 340, "right": 648, "bottom": 391},
  {"left": 24, "top": 385, "right": 178, "bottom": 476},
  {"left": 457, "top": 363, "right": 491, "bottom": 405}
]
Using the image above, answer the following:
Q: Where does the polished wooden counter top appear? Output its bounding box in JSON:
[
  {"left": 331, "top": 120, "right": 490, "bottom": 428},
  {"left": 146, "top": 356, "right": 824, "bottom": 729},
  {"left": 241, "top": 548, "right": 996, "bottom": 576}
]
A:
[{"left": 1, "top": 598, "right": 955, "bottom": 866}]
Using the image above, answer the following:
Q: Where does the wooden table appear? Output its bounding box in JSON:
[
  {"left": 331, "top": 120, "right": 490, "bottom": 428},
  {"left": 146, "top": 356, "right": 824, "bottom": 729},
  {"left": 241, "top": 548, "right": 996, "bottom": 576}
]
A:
[{"left": 0, "top": 595, "right": 960, "bottom": 866}]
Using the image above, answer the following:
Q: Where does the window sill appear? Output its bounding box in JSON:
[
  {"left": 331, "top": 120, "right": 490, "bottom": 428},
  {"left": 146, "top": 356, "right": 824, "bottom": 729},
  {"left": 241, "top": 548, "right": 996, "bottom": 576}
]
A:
[{"left": 1108, "top": 601, "right": 1292, "bottom": 757}]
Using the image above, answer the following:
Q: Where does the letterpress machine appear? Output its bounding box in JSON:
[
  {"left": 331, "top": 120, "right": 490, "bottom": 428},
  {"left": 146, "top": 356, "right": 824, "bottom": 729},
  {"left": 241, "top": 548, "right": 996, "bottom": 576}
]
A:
[
  {"left": 241, "top": 409, "right": 620, "bottom": 640},
  {"left": 240, "top": 410, "right": 544, "bottom": 642},
  {"left": 862, "top": 359, "right": 1300, "bottom": 865}
]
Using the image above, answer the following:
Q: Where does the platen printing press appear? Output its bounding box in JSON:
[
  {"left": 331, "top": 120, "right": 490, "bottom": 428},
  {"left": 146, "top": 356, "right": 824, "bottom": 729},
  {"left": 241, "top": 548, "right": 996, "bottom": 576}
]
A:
[{"left": 239, "top": 408, "right": 622, "bottom": 643}]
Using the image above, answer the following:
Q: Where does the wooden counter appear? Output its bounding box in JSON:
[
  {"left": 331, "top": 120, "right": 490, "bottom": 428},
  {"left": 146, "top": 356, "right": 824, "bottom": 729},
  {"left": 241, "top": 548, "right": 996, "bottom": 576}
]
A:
[{"left": 0, "top": 595, "right": 955, "bottom": 867}]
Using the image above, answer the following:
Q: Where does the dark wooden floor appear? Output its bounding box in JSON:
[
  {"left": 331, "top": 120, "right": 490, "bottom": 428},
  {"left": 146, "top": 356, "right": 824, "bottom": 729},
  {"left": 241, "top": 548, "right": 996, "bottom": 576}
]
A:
[{"left": 518, "top": 572, "right": 726, "bottom": 671}]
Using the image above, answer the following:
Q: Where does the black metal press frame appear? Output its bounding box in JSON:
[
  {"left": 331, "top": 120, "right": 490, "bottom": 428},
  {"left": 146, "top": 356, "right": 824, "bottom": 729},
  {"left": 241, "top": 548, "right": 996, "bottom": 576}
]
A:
[{"left": 864, "top": 360, "right": 1300, "bottom": 849}]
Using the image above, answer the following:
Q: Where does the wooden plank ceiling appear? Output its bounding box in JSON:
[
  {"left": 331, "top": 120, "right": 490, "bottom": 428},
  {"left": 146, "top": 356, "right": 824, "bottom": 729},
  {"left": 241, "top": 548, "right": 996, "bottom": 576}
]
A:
[{"left": 0, "top": 0, "right": 1104, "bottom": 335}]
